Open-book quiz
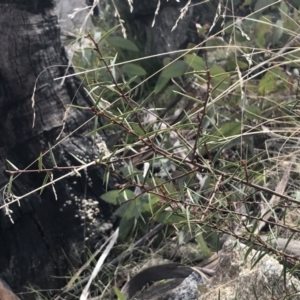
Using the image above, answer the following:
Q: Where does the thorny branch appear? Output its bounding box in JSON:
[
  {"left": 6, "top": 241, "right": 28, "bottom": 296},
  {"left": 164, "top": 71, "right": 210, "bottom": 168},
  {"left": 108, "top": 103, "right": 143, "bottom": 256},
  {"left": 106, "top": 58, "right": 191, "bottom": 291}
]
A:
[{"left": 2, "top": 27, "right": 299, "bottom": 277}]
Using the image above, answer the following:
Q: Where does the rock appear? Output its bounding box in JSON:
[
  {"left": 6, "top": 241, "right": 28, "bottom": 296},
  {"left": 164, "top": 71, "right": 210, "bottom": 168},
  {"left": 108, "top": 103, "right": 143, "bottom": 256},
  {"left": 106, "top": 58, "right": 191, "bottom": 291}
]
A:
[
  {"left": 162, "top": 272, "right": 203, "bottom": 300},
  {"left": 200, "top": 239, "right": 300, "bottom": 300}
]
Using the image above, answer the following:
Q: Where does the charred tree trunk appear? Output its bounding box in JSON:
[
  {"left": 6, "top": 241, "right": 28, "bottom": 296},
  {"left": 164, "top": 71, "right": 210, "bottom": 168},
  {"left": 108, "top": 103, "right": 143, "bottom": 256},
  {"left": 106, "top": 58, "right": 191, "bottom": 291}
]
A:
[
  {"left": 115, "top": 0, "right": 221, "bottom": 68},
  {"left": 0, "top": 1, "right": 116, "bottom": 298}
]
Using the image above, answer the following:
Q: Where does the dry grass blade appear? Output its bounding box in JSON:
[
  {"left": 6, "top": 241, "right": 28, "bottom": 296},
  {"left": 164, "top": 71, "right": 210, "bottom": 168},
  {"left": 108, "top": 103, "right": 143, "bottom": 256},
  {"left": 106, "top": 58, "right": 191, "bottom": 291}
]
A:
[
  {"left": 80, "top": 228, "right": 119, "bottom": 300},
  {"left": 61, "top": 237, "right": 112, "bottom": 295}
]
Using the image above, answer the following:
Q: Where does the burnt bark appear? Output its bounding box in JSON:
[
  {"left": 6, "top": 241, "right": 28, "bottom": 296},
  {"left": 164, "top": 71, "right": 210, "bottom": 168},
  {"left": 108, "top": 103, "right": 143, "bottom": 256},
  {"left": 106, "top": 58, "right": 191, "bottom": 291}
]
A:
[
  {"left": 114, "top": 0, "right": 253, "bottom": 71},
  {"left": 115, "top": 0, "right": 221, "bottom": 68},
  {"left": 0, "top": 1, "right": 116, "bottom": 299}
]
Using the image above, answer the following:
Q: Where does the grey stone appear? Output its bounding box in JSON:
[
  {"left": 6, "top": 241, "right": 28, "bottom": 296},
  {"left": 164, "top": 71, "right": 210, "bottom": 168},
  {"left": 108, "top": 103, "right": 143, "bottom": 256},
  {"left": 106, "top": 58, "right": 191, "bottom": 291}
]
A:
[{"left": 162, "top": 272, "right": 203, "bottom": 300}]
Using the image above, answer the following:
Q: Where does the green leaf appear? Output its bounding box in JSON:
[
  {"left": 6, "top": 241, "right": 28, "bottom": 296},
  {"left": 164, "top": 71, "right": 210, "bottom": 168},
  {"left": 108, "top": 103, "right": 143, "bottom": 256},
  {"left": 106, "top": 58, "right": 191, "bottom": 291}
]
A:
[
  {"left": 128, "top": 122, "right": 145, "bottom": 136},
  {"left": 212, "top": 121, "right": 241, "bottom": 139},
  {"left": 236, "top": 60, "right": 248, "bottom": 69},
  {"left": 107, "top": 36, "right": 139, "bottom": 52},
  {"left": 116, "top": 193, "right": 161, "bottom": 219},
  {"left": 6, "top": 160, "right": 18, "bottom": 171},
  {"left": 118, "top": 189, "right": 136, "bottom": 202},
  {"left": 223, "top": 52, "right": 248, "bottom": 71},
  {"left": 243, "top": 0, "right": 254, "bottom": 5},
  {"left": 253, "top": 0, "right": 276, "bottom": 18},
  {"left": 284, "top": 49, "right": 300, "bottom": 67},
  {"left": 69, "top": 153, "right": 86, "bottom": 165},
  {"left": 122, "top": 63, "right": 147, "bottom": 77},
  {"left": 139, "top": 193, "right": 161, "bottom": 212},
  {"left": 279, "top": 1, "right": 289, "bottom": 21},
  {"left": 161, "top": 60, "right": 188, "bottom": 79},
  {"left": 145, "top": 177, "right": 176, "bottom": 194},
  {"left": 48, "top": 143, "right": 57, "bottom": 167},
  {"left": 210, "top": 136, "right": 241, "bottom": 163},
  {"left": 258, "top": 67, "right": 288, "bottom": 95},
  {"left": 97, "top": 24, "right": 121, "bottom": 45},
  {"left": 184, "top": 54, "right": 206, "bottom": 71},
  {"left": 271, "top": 20, "right": 283, "bottom": 44},
  {"left": 118, "top": 216, "right": 135, "bottom": 241},
  {"left": 203, "top": 121, "right": 242, "bottom": 158},
  {"left": 116, "top": 199, "right": 139, "bottom": 219},
  {"left": 254, "top": 15, "right": 272, "bottom": 48},
  {"left": 163, "top": 57, "right": 172, "bottom": 66},
  {"left": 210, "top": 65, "right": 230, "bottom": 95},
  {"left": 40, "top": 172, "right": 51, "bottom": 195},
  {"left": 154, "top": 75, "right": 169, "bottom": 94},
  {"left": 195, "top": 233, "right": 212, "bottom": 257},
  {"left": 100, "top": 190, "right": 121, "bottom": 205},
  {"left": 114, "top": 287, "right": 127, "bottom": 300},
  {"left": 154, "top": 211, "right": 186, "bottom": 225},
  {"left": 7, "top": 175, "right": 14, "bottom": 195},
  {"left": 100, "top": 189, "right": 135, "bottom": 205},
  {"left": 224, "top": 20, "right": 235, "bottom": 35},
  {"left": 245, "top": 105, "right": 261, "bottom": 119}
]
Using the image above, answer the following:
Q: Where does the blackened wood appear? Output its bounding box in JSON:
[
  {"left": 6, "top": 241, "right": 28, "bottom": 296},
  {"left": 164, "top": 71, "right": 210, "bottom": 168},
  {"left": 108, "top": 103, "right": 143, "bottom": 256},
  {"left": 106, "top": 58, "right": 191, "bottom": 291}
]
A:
[{"left": 0, "top": 2, "right": 116, "bottom": 299}]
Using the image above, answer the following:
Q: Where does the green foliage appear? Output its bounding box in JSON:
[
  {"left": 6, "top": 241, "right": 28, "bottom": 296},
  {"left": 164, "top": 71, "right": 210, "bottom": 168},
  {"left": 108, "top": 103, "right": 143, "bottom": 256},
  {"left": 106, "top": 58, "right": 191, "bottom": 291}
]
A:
[
  {"left": 161, "top": 60, "right": 189, "bottom": 78},
  {"left": 100, "top": 189, "right": 136, "bottom": 205},
  {"left": 60, "top": 1, "right": 300, "bottom": 297},
  {"left": 258, "top": 67, "right": 288, "bottom": 95},
  {"left": 114, "top": 287, "right": 127, "bottom": 300},
  {"left": 88, "top": 0, "right": 300, "bottom": 251},
  {"left": 154, "top": 60, "right": 189, "bottom": 94},
  {"left": 210, "top": 65, "right": 231, "bottom": 95},
  {"left": 184, "top": 54, "right": 206, "bottom": 71},
  {"left": 5, "top": 2, "right": 300, "bottom": 300},
  {"left": 107, "top": 36, "right": 139, "bottom": 52},
  {"left": 154, "top": 76, "right": 170, "bottom": 94},
  {"left": 121, "top": 63, "right": 147, "bottom": 77}
]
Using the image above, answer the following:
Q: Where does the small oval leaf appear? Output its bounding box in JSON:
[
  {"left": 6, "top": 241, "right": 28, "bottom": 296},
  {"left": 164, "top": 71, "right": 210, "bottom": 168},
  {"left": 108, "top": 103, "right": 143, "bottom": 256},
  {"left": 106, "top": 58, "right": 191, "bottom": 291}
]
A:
[
  {"left": 122, "top": 63, "right": 147, "bottom": 76},
  {"left": 100, "top": 189, "right": 135, "bottom": 205},
  {"left": 184, "top": 54, "right": 206, "bottom": 71},
  {"left": 108, "top": 36, "right": 139, "bottom": 51},
  {"left": 154, "top": 75, "right": 169, "bottom": 94},
  {"left": 161, "top": 60, "right": 188, "bottom": 79},
  {"left": 210, "top": 64, "right": 230, "bottom": 95}
]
